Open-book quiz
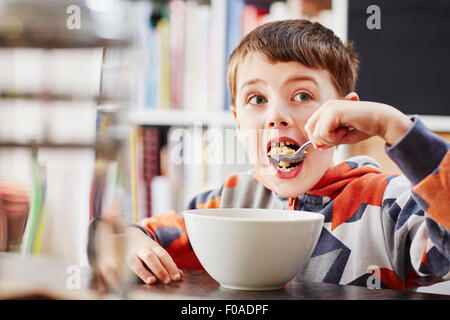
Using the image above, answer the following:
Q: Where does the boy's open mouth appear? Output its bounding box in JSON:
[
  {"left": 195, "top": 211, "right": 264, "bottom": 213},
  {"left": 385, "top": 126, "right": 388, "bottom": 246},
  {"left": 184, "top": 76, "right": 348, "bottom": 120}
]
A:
[{"left": 267, "top": 138, "right": 303, "bottom": 172}]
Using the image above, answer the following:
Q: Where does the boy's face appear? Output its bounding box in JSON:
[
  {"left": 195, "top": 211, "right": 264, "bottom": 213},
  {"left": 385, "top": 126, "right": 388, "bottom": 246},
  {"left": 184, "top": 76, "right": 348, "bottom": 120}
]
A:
[{"left": 232, "top": 52, "right": 341, "bottom": 198}]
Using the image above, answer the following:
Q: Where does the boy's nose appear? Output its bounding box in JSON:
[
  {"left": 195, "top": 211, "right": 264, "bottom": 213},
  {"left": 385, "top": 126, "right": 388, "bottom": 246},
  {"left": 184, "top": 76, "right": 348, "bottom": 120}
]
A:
[
  {"left": 268, "top": 119, "right": 289, "bottom": 128},
  {"left": 265, "top": 107, "right": 292, "bottom": 129}
]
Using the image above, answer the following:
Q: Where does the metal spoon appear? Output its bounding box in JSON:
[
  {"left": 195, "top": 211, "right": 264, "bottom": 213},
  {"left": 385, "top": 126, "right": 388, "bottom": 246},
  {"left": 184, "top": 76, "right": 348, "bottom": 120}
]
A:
[
  {"left": 269, "top": 124, "right": 353, "bottom": 166},
  {"left": 269, "top": 141, "right": 312, "bottom": 164}
]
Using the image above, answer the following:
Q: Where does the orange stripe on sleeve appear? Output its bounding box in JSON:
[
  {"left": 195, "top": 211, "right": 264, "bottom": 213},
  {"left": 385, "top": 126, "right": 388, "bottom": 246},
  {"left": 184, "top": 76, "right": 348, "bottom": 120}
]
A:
[{"left": 413, "top": 150, "right": 450, "bottom": 229}]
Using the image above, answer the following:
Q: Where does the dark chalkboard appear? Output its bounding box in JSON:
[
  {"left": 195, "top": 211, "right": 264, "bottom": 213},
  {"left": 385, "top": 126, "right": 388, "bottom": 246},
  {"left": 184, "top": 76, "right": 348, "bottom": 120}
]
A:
[{"left": 348, "top": 0, "right": 450, "bottom": 116}]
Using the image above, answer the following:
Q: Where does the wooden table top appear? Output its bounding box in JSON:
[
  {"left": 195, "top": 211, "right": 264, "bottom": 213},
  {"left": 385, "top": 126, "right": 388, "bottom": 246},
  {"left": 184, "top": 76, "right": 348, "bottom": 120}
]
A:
[
  {"left": 134, "top": 268, "right": 450, "bottom": 300},
  {"left": 1, "top": 253, "right": 448, "bottom": 300}
]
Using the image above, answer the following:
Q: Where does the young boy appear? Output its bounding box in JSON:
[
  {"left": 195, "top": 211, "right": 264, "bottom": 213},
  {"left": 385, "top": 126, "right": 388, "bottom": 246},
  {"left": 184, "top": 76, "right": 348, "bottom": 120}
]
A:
[{"left": 93, "top": 20, "right": 450, "bottom": 290}]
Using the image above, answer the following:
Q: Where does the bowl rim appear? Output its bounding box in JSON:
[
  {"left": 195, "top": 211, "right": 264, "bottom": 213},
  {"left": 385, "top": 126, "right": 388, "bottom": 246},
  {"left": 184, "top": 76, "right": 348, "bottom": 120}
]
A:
[{"left": 183, "top": 208, "right": 324, "bottom": 223}]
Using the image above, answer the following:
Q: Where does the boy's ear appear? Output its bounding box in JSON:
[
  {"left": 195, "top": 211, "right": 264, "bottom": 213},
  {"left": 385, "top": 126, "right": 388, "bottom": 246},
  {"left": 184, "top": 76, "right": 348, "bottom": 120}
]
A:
[
  {"left": 230, "top": 105, "right": 240, "bottom": 130},
  {"left": 230, "top": 105, "right": 236, "bottom": 118},
  {"left": 344, "top": 92, "right": 360, "bottom": 101},
  {"left": 230, "top": 105, "right": 243, "bottom": 142}
]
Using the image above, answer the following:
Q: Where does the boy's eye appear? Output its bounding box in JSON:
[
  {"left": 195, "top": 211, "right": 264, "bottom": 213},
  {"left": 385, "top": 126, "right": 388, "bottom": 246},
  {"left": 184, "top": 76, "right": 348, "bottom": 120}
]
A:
[
  {"left": 248, "top": 95, "right": 267, "bottom": 105},
  {"left": 293, "top": 92, "right": 312, "bottom": 102}
]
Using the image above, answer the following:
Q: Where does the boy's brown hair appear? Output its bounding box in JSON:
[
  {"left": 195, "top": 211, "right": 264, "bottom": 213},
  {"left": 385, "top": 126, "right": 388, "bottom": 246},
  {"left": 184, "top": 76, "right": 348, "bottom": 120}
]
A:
[{"left": 227, "top": 19, "right": 359, "bottom": 106}]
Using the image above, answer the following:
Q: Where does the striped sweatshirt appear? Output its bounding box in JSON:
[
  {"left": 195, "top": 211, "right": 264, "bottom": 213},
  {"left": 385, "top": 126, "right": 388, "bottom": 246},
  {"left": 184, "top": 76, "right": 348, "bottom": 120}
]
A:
[{"left": 140, "top": 116, "right": 450, "bottom": 290}]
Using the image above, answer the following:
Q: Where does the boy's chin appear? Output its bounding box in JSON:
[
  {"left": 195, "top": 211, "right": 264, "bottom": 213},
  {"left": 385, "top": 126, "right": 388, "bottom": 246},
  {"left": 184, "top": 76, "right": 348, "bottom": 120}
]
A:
[
  {"left": 255, "top": 165, "right": 311, "bottom": 198},
  {"left": 275, "top": 184, "right": 309, "bottom": 199},
  {"left": 261, "top": 172, "right": 311, "bottom": 199}
]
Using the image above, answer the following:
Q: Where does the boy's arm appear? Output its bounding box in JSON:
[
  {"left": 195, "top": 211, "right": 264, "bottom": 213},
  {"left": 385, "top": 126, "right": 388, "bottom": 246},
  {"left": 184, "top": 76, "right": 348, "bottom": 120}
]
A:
[
  {"left": 386, "top": 116, "right": 450, "bottom": 230},
  {"left": 386, "top": 116, "right": 450, "bottom": 227},
  {"left": 386, "top": 116, "right": 449, "bottom": 188},
  {"left": 383, "top": 116, "right": 450, "bottom": 287}
]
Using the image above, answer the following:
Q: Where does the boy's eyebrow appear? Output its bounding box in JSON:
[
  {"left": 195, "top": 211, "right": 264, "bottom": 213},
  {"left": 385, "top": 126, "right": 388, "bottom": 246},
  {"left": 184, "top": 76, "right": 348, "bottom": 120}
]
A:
[
  {"left": 284, "top": 75, "right": 319, "bottom": 87},
  {"left": 240, "top": 76, "right": 319, "bottom": 90},
  {"left": 240, "top": 78, "right": 267, "bottom": 90}
]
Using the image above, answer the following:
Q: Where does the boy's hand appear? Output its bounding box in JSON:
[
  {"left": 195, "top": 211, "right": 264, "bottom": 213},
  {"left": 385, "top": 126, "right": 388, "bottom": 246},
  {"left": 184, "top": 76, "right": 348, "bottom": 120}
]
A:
[
  {"left": 125, "top": 227, "right": 183, "bottom": 285},
  {"left": 304, "top": 99, "right": 413, "bottom": 149},
  {"left": 95, "top": 222, "right": 183, "bottom": 291}
]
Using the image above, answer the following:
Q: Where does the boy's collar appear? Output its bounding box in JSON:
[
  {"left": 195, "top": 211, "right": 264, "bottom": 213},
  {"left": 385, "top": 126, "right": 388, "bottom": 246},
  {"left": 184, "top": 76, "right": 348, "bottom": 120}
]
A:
[{"left": 306, "top": 162, "right": 382, "bottom": 199}]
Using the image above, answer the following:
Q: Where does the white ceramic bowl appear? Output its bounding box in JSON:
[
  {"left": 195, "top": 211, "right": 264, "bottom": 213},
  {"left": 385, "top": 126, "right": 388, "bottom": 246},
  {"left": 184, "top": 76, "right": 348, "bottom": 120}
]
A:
[{"left": 184, "top": 208, "right": 324, "bottom": 291}]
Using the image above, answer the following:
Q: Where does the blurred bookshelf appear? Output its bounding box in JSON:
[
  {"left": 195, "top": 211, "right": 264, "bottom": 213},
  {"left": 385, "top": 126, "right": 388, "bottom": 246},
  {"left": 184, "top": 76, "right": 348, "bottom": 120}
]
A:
[
  {"left": 127, "top": 109, "right": 236, "bottom": 127},
  {"left": 128, "top": 0, "right": 348, "bottom": 113}
]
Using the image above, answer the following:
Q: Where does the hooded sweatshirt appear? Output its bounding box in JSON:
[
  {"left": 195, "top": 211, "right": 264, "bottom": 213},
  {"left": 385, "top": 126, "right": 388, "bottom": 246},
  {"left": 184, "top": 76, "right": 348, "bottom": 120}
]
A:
[{"left": 137, "top": 116, "right": 450, "bottom": 290}]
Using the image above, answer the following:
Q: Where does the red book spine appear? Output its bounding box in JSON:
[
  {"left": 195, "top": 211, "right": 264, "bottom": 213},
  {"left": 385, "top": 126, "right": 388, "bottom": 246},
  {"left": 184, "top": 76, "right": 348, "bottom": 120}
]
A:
[{"left": 142, "top": 127, "right": 161, "bottom": 217}]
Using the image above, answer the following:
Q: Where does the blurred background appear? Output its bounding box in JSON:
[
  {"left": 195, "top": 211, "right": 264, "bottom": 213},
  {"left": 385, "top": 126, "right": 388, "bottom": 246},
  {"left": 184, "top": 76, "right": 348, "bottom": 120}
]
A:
[{"left": 0, "top": 0, "right": 449, "bottom": 297}]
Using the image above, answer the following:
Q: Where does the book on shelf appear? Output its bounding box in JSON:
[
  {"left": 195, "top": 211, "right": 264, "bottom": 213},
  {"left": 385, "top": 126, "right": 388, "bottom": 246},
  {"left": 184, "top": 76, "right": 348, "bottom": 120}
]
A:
[
  {"left": 165, "top": 126, "right": 185, "bottom": 213},
  {"left": 183, "top": 0, "right": 211, "bottom": 115},
  {"left": 224, "top": 0, "right": 276, "bottom": 110},
  {"left": 135, "top": 127, "right": 148, "bottom": 222},
  {"left": 242, "top": 2, "right": 270, "bottom": 37},
  {"left": 146, "top": 10, "right": 162, "bottom": 110},
  {"left": 169, "top": 0, "right": 185, "bottom": 109},
  {"left": 142, "top": 126, "right": 162, "bottom": 217},
  {"left": 156, "top": 16, "right": 171, "bottom": 110}
]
